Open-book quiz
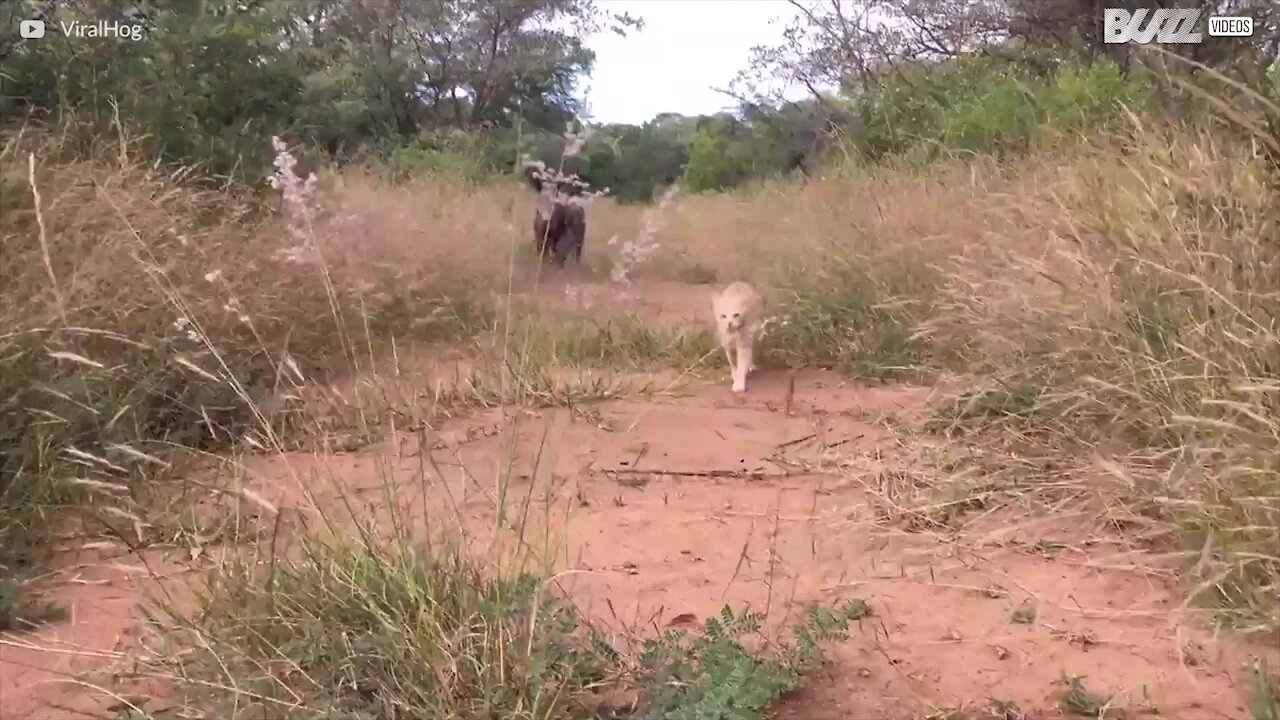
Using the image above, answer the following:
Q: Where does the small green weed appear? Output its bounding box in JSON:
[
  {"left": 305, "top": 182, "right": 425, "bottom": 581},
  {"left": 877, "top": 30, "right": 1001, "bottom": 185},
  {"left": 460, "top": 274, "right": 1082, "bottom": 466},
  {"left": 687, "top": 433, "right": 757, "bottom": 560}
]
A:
[
  {"left": 636, "top": 600, "right": 869, "bottom": 720},
  {"left": 1059, "top": 674, "right": 1117, "bottom": 718},
  {"left": 930, "top": 384, "right": 1042, "bottom": 426},
  {"left": 674, "top": 262, "right": 719, "bottom": 285},
  {"left": 506, "top": 313, "right": 720, "bottom": 372},
  {"left": 1248, "top": 657, "right": 1280, "bottom": 720},
  {"left": 0, "top": 578, "right": 66, "bottom": 631},
  {"left": 1009, "top": 601, "right": 1037, "bottom": 625},
  {"left": 767, "top": 257, "right": 933, "bottom": 381}
]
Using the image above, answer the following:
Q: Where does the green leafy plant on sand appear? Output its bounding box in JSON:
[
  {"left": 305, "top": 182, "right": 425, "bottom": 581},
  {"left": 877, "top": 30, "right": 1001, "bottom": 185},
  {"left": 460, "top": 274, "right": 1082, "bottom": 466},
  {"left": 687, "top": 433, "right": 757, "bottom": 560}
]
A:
[{"left": 635, "top": 600, "right": 870, "bottom": 720}]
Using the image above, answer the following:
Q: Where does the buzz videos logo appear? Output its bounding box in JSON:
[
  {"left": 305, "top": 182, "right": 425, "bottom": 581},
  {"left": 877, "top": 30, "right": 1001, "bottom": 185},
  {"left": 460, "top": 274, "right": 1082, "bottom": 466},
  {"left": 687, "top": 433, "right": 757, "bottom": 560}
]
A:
[
  {"left": 1103, "top": 8, "right": 1255, "bottom": 44},
  {"left": 19, "top": 19, "right": 46, "bottom": 39}
]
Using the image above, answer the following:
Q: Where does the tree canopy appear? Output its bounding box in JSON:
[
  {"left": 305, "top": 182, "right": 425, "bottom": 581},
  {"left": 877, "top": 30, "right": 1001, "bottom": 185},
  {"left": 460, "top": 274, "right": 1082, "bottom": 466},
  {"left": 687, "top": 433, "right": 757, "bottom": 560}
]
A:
[{"left": 3, "top": 0, "right": 1276, "bottom": 197}]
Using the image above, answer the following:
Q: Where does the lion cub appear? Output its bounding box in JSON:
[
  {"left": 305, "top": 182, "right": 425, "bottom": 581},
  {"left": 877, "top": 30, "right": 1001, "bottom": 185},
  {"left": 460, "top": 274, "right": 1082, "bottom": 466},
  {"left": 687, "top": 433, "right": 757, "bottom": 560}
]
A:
[{"left": 711, "top": 281, "right": 766, "bottom": 393}]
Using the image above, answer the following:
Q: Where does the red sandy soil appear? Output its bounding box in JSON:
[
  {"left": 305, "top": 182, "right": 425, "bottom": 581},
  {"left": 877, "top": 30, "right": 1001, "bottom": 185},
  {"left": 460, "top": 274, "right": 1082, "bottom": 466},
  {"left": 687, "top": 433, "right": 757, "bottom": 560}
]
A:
[{"left": 2, "top": 276, "right": 1276, "bottom": 719}]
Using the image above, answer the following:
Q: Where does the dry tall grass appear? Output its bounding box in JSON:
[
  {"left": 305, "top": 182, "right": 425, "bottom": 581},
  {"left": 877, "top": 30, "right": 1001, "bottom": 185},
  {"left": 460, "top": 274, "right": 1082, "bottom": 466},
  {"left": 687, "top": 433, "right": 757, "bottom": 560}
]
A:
[
  {"left": 651, "top": 122, "right": 1278, "bottom": 633},
  {"left": 0, "top": 125, "right": 684, "bottom": 618},
  {"left": 0, "top": 129, "right": 508, "bottom": 625}
]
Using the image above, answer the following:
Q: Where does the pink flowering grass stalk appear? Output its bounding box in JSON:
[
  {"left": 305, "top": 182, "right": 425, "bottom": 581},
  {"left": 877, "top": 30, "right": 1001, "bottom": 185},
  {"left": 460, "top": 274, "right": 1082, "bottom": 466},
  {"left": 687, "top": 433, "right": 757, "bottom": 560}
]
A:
[{"left": 609, "top": 183, "right": 680, "bottom": 287}]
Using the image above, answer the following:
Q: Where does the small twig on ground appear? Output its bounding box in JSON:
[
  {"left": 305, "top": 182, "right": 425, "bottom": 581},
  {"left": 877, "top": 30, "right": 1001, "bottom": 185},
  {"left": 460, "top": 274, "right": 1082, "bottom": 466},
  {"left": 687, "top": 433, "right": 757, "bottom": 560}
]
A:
[
  {"left": 602, "top": 468, "right": 791, "bottom": 480},
  {"left": 774, "top": 433, "right": 816, "bottom": 450},
  {"left": 823, "top": 434, "right": 863, "bottom": 449}
]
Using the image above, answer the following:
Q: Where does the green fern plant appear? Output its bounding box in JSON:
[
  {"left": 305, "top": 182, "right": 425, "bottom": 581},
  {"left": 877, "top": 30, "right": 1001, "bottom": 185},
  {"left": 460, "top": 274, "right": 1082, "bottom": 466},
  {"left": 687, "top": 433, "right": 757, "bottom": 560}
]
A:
[{"left": 634, "top": 600, "right": 869, "bottom": 720}]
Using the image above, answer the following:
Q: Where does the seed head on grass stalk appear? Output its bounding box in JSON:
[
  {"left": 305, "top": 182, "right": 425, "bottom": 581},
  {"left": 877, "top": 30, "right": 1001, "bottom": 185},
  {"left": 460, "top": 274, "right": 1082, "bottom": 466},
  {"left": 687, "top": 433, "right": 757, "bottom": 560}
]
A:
[
  {"left": 609, "top": 182, "right": 681, "bottom": 290},
  {"left": 264, "top": 136, "right": 358, "bottom": 375},
  {"left": 267, "top": 136, "right": 322, "bottom": 265}
]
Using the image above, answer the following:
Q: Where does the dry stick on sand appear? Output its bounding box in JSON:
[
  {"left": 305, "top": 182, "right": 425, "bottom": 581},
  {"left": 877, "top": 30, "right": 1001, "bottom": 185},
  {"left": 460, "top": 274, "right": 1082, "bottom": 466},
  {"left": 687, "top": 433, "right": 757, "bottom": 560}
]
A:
[
  {"left": 775, "top": 433, "right": 816, "bottom": 450},
  {"left": 602, "top": 467, "right": 791, "bottom": 480}
]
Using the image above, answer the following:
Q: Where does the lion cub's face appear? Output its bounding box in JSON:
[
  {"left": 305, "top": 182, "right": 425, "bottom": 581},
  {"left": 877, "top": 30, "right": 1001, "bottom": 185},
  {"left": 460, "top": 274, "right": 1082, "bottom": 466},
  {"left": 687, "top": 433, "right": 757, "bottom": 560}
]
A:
[{"left": 711, "top": 281, "right": 764, "bottom": 339}]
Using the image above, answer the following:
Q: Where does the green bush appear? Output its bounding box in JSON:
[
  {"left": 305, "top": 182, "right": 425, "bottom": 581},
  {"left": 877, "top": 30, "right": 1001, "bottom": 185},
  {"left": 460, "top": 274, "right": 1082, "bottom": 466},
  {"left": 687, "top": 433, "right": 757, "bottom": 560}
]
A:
[{"left": 853, "top": 55, "right": 1152, "bottom": 162}]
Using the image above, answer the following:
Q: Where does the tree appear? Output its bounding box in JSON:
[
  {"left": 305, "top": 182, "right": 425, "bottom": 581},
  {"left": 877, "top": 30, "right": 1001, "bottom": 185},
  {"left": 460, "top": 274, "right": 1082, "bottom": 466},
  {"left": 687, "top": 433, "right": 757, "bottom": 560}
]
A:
[
  {"left": 683, "top": 117, "right": 754, "bottom": 193},
  {"left": 0, "top": 0, "right": 639, "bottom": 179},
  {"left": 731, "top": 0, "right": 1279, "bottom": 100}
]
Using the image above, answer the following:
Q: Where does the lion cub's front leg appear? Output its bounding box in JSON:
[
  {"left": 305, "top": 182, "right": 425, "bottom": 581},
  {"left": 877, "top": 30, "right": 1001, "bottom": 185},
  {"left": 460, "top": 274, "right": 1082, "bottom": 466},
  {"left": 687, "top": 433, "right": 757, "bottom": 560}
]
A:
[
  {"left": 721, "top": 339, "right": 737, "bottom": 378},
  {"left": 731, "top": 343, "right": 750, "bottom": 393},
  {"left": 732, "top": 348, "right": 747, "bottom": 392},
  {"left": 721, "top": 337, "right": 745, "bottom": 393},
  {"left": 738, "top": 335, "right": 756, "bottom": 384},
  {"left": 745, "top": 322, "right": 762, "bottom": 375}
]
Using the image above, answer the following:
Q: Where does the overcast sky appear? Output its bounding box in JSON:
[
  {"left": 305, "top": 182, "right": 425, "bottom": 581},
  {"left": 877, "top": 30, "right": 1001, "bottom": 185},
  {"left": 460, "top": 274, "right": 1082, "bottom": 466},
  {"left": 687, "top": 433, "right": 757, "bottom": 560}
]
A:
[{"left": 581, "top": 0, "right": 802, "bottom": 124}]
